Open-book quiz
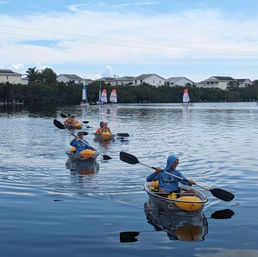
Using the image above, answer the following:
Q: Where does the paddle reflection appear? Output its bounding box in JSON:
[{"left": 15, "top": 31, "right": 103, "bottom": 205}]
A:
[{"left": 144, "top": 201, "right": 208, "bottom": 242}]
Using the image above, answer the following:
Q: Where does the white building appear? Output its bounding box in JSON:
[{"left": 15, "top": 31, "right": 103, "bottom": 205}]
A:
[
  {"left": 0, "top": 69, "right": 22, "bottom": 84},
  {"left": 165, "top": 77, "right": 195, "bottom": 87},
  {"left": 114, "top": 76, "right": 135, "bottom": 86},
  {"left": 133, "top": 74, "right": 165, "bottom": 87},
  {"left": 57, "top": 74, "right": 84, "bottom": 84},
  {"left": 21, "top": 77, "right": 28, "bottom": 85},
  {"left": 197, "top": 76, "right": 235, "bottom": 90},
  {"left": 235, "top": 79, "right": 253, "bottom": 88}
]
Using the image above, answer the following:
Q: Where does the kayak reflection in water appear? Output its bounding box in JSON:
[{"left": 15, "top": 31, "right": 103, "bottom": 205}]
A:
[
  {"left": 120, "top": 206, "right": 234, "bottom": 243},
  {"left": 144, "top": 201, "right": 208, "bottom": 242}
]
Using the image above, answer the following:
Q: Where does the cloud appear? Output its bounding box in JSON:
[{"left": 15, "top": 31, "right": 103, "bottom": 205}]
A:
[
  {"left": 101, "top": 65, "right": 114, "bottom": 77},
  {"left": 9, "top": 63, "right": 24, "bottom": 71},
  {"left": 1, "top": 6, "right": 258, "bottom": 76},
  {"left": 35, "top": 62, "right": 47, "bottom": 71},
  {"left": 67, "top": 1, "right": 156, "bottom": 12}
]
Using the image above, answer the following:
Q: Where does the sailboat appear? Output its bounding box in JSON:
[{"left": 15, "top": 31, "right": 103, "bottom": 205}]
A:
[
  {"left": 182, "top": 88, "right": 192, "bottom": 106},
  {"left": 81, "top": 84, "right": 89, "bottom": 107},
  {"left": 109, "top": 89, "right": 117, "bottom": 104},
  {"left": 96, "top": 84, "right": 102, "bottom": 105},
  {"left": 100, "top": 89, "right": 107, "bottom": 104}
]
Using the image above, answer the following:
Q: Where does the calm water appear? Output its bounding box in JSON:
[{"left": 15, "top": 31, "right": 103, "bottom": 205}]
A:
[{"left": 0, "top": 102, "right": 258, "bottom": 257}]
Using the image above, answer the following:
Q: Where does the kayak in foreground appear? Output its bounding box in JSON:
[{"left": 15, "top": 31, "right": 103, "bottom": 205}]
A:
[{"left": 144, "top": 182, "right": 208, "bottom": 215}]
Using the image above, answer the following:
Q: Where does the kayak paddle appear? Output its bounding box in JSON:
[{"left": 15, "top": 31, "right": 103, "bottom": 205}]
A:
[
  {"left": 119, "top": 151, "right": 234, "bottom": 202},
  {"left": 116, "top": 133, "right": 129, "bottom": 137},
  {"left": 54, "top": 119, "right": 112, "bottom": 160},
  {"left": 61, "top": 113, "right": 89, "bottom": 124}
]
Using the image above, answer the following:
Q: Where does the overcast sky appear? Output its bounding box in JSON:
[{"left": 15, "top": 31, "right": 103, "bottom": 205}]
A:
[{"left": 1, "top": 0, "right": 258, "bottom": 81}]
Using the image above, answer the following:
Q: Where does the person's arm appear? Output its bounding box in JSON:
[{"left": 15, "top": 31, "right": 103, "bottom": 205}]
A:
[
  {"left": 146, "top": 168, "right": 162, "bottom": 182},
  {"left": 177, "top": 170, "right": 194, "bottom": 186},
  {"left": 82, "top": 139, "right": 94, "bottom": 150},
  {"left": 70, "top": 138, "right": 77, "bottom": 147}
]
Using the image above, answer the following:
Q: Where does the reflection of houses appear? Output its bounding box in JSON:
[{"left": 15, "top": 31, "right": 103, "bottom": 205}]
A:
[
  {"left": 94, "top": 77, "right": 116, "bottom": 86},
  {"left": 133, "top": 74, "right": 165, "bottom": 87},
  {"left": 165, "top": 77, "right": 195, "bottom": 87},
  {"left": 235, "top": 79, "right": 253, "bottom": 88},
  {"left": 197, "top": 76, "right": 235, "bottom": 90},
  {"left": 114, "top": 76, "right": 135, "bottom": 86},
  {"left": 0, "top": 69, "right": 22, "bottom": 84},
  {"left": 57, "top": 74, "right": 84, "bottom": 84}
]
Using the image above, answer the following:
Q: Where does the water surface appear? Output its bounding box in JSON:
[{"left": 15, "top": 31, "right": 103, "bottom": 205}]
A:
[{"left": 0, "top": 102, "right": 258, "bottom": 257}]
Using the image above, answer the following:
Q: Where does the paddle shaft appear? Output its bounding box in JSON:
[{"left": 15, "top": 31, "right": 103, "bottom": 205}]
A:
[
  {"left": 139, "top": 162, "right": 191, "bottom": 185},
  {"left": 139, "top": 157, "right": 233, "bottom": 200},
  {"left": 119, "top": 151, "right": 234, "bottom": 202},
  {"left": 64, "top": 127, "right": 106, "bottom": 159},
  {"left": 136, "top": 157, "right": 221, "bottom": 192}
]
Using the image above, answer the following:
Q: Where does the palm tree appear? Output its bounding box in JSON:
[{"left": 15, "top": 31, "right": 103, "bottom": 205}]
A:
[{"left": 26, "top": 67, "right": 40, "bottom": 83}]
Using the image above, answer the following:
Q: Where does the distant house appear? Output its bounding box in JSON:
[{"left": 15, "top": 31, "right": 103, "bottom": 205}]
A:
[
  {"left": 197, "top": 76, "right": 235, "bottom": 90},
  {"left": 21, "top": 77, "right": 29, "bottom": 85},
  {"left": 0, "top": 69, "right": 22, "bottom": 84},
  {"left": 57, "top": 74, "right": 84, "bottom": 84},
  {"left": 133, "top": 74, "right": 165, "bottom": 87},
  {"left": 235, "top": 79, "right": 253, "bottom": 88},
  {"left": 83, "top": 79, "right": 93, "bottom": 85},
  {"left": 114, "top": 76, "right": 135, "bottom": 86},
  {"left": 165, "top": 77, "right": 195, "bottom": 87},
  {"left": 94, "top": 77, "right": 116, "bottom": 86}
]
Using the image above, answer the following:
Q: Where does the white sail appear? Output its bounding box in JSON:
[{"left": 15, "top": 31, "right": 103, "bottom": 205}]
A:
[
  {"left": 183, "top": 89, "right": 190, "bottom": 103},
  {"left": 97, "top": 84, "right": 101, "bottom": 104},
  {"left": 82, "top": 84, "right": 87, "bottom": 102},
  {"left": 81, "top": 84, "right": 89, "bottom": 106},
  {"left": 109, "top": 89, "right": 117, "bottom": 103},
  {"left": 100, "top": 89, "right": 107, "bottom": 103}
]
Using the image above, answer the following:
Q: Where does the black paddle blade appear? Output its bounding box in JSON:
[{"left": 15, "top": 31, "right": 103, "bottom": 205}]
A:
[
  {"left": 117, "top": 133, "right": 129, "bottom": 137},
  {"left": 120, "top": 232, "right": 139, "bottom": 243},
  {"left": 61, "top": 113, "right": 67, "bottom": 118},
  {"left": 53, "top": 119, "right": 65, "bottom": 129},
  {"left": 210, "top": 188, "right": 235, "bottom": 202},
  {"left": 82, "top": 121, "right": 89, "bottom": 124},
  {"left": 120, "top": 152, "right": 139, "bottom": 165},
  {"left": 103, "top": 155, "right": 112, "bottom": 160},
  {"left": 211, "top": 209, "right": 235, "bottom": 219}
]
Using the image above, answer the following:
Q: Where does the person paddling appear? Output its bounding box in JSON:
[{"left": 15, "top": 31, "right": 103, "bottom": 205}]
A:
[
  {"left": 102, "top": 122, "right": 112, "bottom": 135},
  {"left": 96, "top": 121, "right": 104, "bottom": 134},
  {"left": 146, "top": 155, "right": 194, "bottom": 194},
  {"left": 64, "top": 114, "right": 72, "bottom": 128},
  {"left": 70, "top": 132, "right": 94, "bottom": 153}
]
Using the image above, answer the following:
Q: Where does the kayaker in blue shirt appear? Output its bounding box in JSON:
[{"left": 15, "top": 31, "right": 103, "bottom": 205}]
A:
[
  {"left": 70, "top": 132, "right": 94, "bottom": 154},
  {"left": 146, "top": 155, "right": 194, "bottom": 193}
]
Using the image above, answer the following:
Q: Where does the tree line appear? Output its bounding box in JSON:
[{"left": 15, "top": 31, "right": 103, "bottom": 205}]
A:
[{"left": 0, "top": 67, "right": 258, "bottom": 106}]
